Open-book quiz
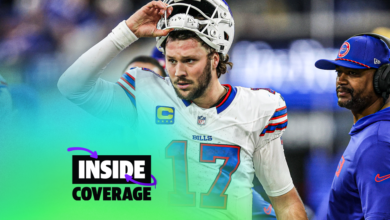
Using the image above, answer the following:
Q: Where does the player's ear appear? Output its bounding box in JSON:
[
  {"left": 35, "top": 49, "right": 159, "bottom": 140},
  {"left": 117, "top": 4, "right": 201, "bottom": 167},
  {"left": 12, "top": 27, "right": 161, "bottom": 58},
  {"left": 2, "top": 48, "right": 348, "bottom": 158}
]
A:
[{"left": 212, "top": 52, "right": 219, "bottom": 70}]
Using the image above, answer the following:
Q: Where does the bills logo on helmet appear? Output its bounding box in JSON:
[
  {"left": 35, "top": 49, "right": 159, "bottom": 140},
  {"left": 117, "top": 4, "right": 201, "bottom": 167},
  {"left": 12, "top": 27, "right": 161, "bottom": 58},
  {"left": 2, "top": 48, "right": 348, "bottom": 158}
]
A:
[
  {"left": 338, "top": 42, "right": 350, "bottom": 58},
  {"left": 197, "top": 116, "right": 206, "bottom": 126}
]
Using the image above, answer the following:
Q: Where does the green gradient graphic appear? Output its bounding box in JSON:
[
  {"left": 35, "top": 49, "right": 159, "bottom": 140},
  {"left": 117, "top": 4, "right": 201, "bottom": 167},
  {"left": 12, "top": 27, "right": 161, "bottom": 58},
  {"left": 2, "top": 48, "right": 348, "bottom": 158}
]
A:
[
  {"left": 0, "top": 91, "right": 243, "bottom": 220},
  {"left": 1, "top": 92, "right": 164, "bottom": 219}
]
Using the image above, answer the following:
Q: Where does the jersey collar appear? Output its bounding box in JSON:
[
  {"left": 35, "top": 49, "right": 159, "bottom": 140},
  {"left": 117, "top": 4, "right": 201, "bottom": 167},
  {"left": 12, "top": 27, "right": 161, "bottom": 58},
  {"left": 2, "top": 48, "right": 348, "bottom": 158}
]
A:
[
  {"left": 182, "top": 99, "right": 192, "bottom": 107},
  {"left": 349, "top": 107, "right": 390, "bottom": 136},
  {"left": 181, "top": 84, "right": 237, "bottom": 114}
]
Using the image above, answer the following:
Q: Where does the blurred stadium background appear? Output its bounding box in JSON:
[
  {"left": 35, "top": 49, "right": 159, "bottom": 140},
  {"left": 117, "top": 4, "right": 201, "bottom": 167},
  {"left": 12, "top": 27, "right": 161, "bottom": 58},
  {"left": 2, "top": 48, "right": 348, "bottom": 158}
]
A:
[{"left": 1, "top": 0, "right": 390, "bottom": 219}]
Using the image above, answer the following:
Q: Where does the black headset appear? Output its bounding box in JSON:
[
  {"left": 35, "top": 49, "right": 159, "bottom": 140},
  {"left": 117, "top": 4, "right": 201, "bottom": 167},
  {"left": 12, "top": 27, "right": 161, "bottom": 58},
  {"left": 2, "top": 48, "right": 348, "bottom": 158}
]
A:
[{"left": 351, "top": 33, "right": 390, "bottom": 101}]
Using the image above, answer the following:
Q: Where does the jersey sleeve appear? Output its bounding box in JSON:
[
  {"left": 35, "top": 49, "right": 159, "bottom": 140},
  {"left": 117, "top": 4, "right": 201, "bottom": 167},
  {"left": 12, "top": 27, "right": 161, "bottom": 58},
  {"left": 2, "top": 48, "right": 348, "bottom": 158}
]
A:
[
  {"left": 257, "top": 94, "right": 288, "bottom": 149},
  {"left": 58, "top": 21, "right": 138, "bottom": 125},
  {"left": 71, "top": 79, "right": 136, "bottom": 125},
  {"left": 254, "top": 137, "right": 294, "bottom": 197},
  {"left": 355, "top": 137, "right": 390, "bottom": 219}
]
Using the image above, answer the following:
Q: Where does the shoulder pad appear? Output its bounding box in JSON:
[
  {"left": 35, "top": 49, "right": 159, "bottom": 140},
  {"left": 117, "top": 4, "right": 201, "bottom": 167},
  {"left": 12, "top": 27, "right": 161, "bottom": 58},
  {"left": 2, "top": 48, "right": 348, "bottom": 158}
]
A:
[
  {"left": 251, "top": 88, "right": 276, "bottom": 94},
  {"left": 126, "top": 67, "right": 165, "bottom": 81},
  {"left": 141, "top": 67, "right": 164, "bottom": 79}
]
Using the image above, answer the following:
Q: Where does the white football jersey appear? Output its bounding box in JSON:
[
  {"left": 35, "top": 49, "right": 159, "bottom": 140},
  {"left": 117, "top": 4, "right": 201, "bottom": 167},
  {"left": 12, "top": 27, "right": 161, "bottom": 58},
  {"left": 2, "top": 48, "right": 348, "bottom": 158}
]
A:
[
  {"left": 116, "top": 67, "right": 290, "bottom": 219},
  {"left": 58, "top": 21, "right": 293, "bottom": 220}
]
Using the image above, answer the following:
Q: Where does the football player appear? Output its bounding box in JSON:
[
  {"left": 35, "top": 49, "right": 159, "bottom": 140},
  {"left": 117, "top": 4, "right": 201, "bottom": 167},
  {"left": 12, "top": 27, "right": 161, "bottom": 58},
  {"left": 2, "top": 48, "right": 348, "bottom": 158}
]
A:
[{"left": 58, "top": 1, "right": 307, "bottom": 219}]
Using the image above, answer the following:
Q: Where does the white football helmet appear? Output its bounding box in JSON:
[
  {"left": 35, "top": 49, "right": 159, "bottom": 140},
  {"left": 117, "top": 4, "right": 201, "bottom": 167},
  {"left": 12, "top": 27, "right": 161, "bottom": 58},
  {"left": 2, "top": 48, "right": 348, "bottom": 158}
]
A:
[{"left": 156, "top": 0, "right": 234, "bottom": 58}]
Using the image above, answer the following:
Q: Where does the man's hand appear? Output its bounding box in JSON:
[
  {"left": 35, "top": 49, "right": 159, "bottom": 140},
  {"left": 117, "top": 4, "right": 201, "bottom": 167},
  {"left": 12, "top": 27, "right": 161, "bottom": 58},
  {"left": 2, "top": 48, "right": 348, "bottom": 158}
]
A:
[
  {"left": 269, "top": 187, "right": 308, "bottom": 220},
  {"left": 126, "top": 1, "right": 174, "bottom": 38}
]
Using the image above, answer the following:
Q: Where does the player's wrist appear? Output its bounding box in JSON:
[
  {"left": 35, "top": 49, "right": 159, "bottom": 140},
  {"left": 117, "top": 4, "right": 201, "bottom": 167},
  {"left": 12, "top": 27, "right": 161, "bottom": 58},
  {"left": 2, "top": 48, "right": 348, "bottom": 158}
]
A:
[
  {"left": 109, "top": 21, "right": 138, "bottom": 51},
  {"left": 125, "top": 19, "right": 140, "bottom": 38}
]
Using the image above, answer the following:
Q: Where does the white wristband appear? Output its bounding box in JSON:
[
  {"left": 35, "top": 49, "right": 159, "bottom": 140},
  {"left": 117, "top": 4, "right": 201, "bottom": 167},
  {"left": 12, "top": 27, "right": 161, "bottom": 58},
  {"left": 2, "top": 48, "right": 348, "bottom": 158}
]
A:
[{"left": 108, "top": 20, "right": 138, "bottom": 50}]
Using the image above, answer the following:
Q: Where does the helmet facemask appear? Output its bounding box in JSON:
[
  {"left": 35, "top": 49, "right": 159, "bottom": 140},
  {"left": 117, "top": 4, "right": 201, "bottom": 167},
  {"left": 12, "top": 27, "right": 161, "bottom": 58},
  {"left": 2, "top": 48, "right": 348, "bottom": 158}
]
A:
[{"left": 156, "top": 0, "right": 234, "bottom": 58}]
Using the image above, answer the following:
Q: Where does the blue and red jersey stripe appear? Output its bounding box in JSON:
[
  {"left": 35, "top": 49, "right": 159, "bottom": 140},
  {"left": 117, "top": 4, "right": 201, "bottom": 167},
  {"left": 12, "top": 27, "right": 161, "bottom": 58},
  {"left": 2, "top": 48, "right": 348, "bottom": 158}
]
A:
[
  {"left": 270, "top": 106, "right": 287, "bottom": 119},
  {"left": 260, "top": 121, "right": 288, "bottom": 136},
  {"left": 260, "top": 106, "right": 288, "bottom": 136},
  {"left": 123, "top": 72, "right": 135, "bottom": 90},
  {"left": 117, "top": 72, "right": 136, "bottom": 107}
]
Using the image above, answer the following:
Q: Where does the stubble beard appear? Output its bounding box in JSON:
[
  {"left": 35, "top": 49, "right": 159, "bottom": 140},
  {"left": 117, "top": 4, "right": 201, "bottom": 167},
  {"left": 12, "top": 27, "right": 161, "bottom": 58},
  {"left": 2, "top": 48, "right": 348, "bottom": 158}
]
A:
[
  {"left": 337, "top": 86, "right": 372, "bottom": 111},
  {"left": 173, "top": 60, "right": 212, "bottom": 101}
]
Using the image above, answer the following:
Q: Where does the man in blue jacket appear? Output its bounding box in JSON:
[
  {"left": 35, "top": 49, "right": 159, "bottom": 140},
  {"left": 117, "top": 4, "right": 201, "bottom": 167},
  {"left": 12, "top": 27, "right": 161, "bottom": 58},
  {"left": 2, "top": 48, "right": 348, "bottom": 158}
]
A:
[{"left": 315, "top": 34, "right": 390, "bottom": 219}]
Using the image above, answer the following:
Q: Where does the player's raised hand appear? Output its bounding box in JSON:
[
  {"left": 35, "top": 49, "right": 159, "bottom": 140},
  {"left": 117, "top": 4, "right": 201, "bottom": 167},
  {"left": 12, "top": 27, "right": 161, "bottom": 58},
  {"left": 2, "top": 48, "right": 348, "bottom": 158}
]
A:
[{"left": 126, "top": 1, "right": 174, "bottom": 38}]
